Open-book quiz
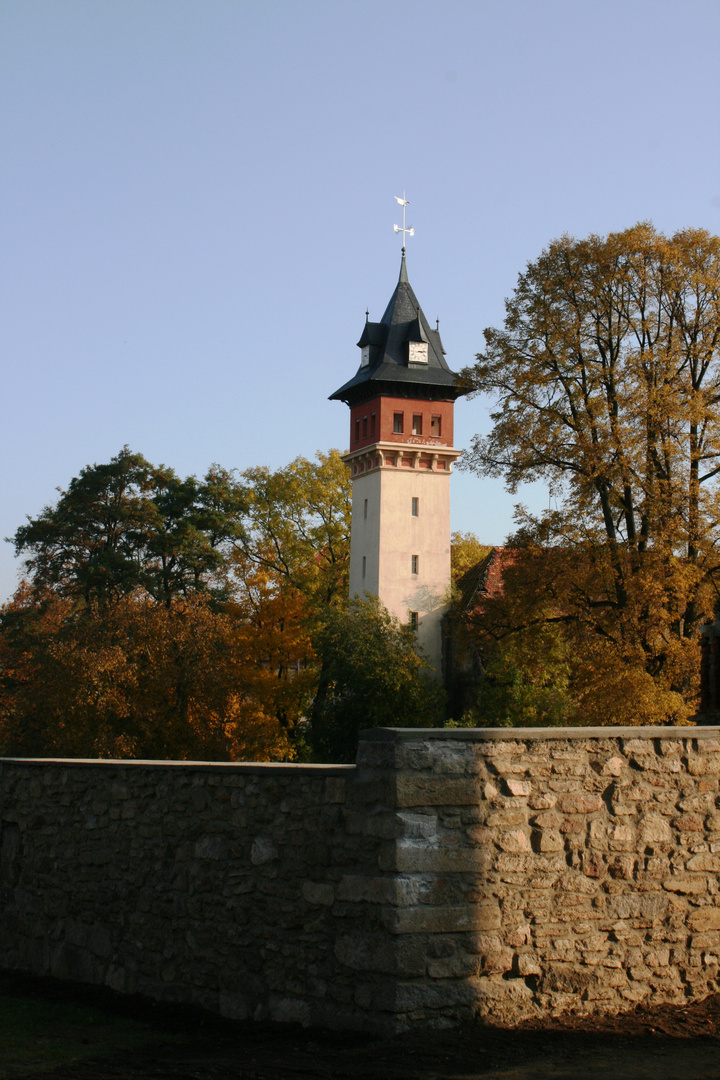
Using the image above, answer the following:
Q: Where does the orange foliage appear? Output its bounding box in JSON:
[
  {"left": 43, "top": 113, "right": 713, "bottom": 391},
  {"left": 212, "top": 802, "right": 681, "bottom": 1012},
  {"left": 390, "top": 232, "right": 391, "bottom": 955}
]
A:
[{"left": 0, "top": 586, "right": 298, "bottom": 761}]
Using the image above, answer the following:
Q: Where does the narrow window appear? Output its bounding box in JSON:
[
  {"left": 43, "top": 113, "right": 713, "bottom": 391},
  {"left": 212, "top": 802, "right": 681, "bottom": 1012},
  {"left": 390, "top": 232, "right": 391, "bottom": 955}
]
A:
[
  {"left": 409, "top": 611, "right": 419, "bottom": 631},
  {"left": 393, "top": 412, "right": 404, "bottom": 434},
  {"left": 362, "top": 415, "right": 368, "bottom": 438},
  {"left": 354, "top": 418, "right": 360, "bottom": 442},
  {"left": 412, "top": 414, "right": 422, "bottom": 435},
  {"left": 411, "top": 497, "right": 419, "bottom": 517},
  {"left": 370, "top": 412, "right": 376, "bottom": 435},
  {"left": 431, "top": 415, "right": 441, "bottom": 437},
  {"left": 362, "top": 556, "right": 366, "bottom": 579},
  {"left": 363, "top": 498, "right": 368, "bottom": 520},
  {"left": 411, "top": 554, "right": 419, "bottom": 575}
]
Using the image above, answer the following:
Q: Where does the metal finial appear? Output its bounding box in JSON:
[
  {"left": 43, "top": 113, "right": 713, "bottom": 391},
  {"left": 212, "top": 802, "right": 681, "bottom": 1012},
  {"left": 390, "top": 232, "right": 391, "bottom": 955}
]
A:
[
  {"left": 393, "top": 192, "right": 414, "bottom": 249},
  {"left": 436, "top": 318, "right": 440, "bottom": 331},
  {"left": 365, "top": 309, "right": 369, "bottom": 323}
]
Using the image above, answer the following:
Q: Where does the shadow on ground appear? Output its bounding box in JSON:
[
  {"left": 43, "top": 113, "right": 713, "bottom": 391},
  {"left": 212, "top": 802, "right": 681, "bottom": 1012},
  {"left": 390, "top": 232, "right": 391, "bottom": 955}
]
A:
[{"left": 4, "top": 973, "right": 720, "bottom": 1080}]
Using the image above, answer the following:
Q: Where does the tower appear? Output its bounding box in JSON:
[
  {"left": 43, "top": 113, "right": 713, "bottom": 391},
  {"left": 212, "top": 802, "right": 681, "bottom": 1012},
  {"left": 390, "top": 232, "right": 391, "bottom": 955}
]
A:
[{"left": 330, "top": 249, "right": 466, "bottom": 676}]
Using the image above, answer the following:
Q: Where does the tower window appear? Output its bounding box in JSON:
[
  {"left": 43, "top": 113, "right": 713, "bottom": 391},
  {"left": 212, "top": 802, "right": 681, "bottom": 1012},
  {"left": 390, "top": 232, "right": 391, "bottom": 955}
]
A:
[
  {"left": 412, "top": 414, "right": 422, "bottom": 435},
  {"left": 370, "top": 412, "right": 376, "bottom": 435},
  {"left": 362, "top": 415, "right": 368, "bottom": 437},
  {"left": 411, "top": 554, "right": 419, "bottom": 575},
  {"left": 393, "top": 412, "right": 404, "bottom": 434},
  {"left": 362, "top": 556, "right": 366, "bottom": 579},
  {"left": 409, "top": 611, "right": 419, "bottom": 631},
  {"left": 431, "top": 415, "right": 441, "bottom": 437},
  {"left": 363, "top": 498, "right": 368, "bottom": 520},
  {"left": 354, "top": 418, "right": 360, "bottom": 442},
  {"left": 411, "top": 497, "right": 419, "bottom": 517}
]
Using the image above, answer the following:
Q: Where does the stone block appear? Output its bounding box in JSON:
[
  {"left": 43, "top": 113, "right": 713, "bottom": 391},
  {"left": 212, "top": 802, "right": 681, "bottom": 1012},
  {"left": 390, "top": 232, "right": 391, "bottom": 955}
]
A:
[
  {"left": 396, "top": 777, "right": 481, "bottom": 807},
  {"left": 473, "top": 976, "right": 535, "bottom": 1021},
  {"left": 396, "top": 812, "right": 438, "bottom": 840},
  {"left": 506, "top": 924, "right": 531, "bottom": 947},
  {"left": 672, "top": 814, "right": 704, "bottom": 833},
  {"left": 336, "top": 875, "right": 416, "bottom": 906},
  {"left": 559, "top": 793, "right": 603, "bottom": 815},
  {"left": 478, "top": 948, "right": 513, "bottom": 975},
  {"left": 532, "top": 811, "right": 562, "bottom": 829},
  {"left": 324, "top": 778, "right": 346, "bottom": 804},
  {"left": 690, "top": 931, "right": 720, "bottom": 949},
  {"left": 428, "top": 744, "right": 471, "bottom": 776},
  {"left": 269, "top": 996, "right": 311, "bottom": 1026},
  {"left": 678, "top": 794, "right": 716, "bottom": 813},
  {"left": 517, "top": 953, "right": 542, "bottom": 976},
  {"left": 486, "top": 809, "right": 529, "bottom": 828},
  {"left": 388, "top": 844, "right": 487, "bottom": 873},
  {"left": 390, "top": 904, "right": 498, "bottom": 935},
  {"left": 534, "top": 829, "right": 564, "bottom": 853},
  {"left": 639, "top": 814, "right": 672, "bottom": 846},
  {"left": 687, "top": 853, "right": 720, "bottom": 872},
  {"left": 528, "top": 793, "right": 557, "bottom": 810},
  {"left": 506, "top": 779, "right": 532, "bottom": 797},
  {"left": 688, "top": 756, "right": 720, "bottom": 776},
  {"left": 662, "top": 876, "right": 708, "bottom": 895},
  {"left": 302, "top": 881, "right": 335, "bottom": 906},
  {"left": 427, "top": 954, "right": 479, "bottom": 979},
  {"left": 609, "top": 824, "right": 636, "bottom": 852},
  {"left": 497, "top": 830, "right": 532, "bottom": 854},
  {"left": 688, "top": 907, "right": 720, "bottom": 931}
]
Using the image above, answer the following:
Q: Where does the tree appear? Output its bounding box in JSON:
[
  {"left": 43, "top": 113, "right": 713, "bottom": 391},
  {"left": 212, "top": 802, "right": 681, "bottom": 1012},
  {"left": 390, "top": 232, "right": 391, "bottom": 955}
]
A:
[
  {"left": 0, "top": 586, "right": 293, "bottom": 760},
  {"left": 309, "top": 597, "right": 445, "bottom": 762},
  {"left": 237, "top": 450, "right": 351, "bottom": 608},
  {"left": 451, "top": 531, "right": 492, "bottom": 583},
  {"left": 461, "top": 225, "right": 720, "bottom": 721},
  {"left": 10, "top": 448, "right": 247, "bottom": 607}
]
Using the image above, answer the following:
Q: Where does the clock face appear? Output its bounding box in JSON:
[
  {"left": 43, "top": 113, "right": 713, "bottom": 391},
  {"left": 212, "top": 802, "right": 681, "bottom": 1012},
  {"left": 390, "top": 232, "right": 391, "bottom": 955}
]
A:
[
  {"left": 408, "top": 341, "right": 428, "bottom": 364},
  {"left": 360, "top": 345, "right": 370, "bottom": 367}
]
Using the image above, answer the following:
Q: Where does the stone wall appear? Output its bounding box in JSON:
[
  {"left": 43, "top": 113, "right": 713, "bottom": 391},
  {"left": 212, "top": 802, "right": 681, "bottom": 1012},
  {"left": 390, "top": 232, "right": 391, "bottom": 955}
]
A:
[
  {"left": 0, "top": 757, "right": 399, "bottom": 1031},
  {"left": 2, "top": 727, "right": 720, "bottom": 1031}
]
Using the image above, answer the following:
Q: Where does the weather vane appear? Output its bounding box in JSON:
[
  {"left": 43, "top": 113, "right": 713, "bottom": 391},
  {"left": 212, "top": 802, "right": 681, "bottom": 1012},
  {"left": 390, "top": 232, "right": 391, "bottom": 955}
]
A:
[{"left": 393, "top": 192, "right": 414, "bottom": 252}]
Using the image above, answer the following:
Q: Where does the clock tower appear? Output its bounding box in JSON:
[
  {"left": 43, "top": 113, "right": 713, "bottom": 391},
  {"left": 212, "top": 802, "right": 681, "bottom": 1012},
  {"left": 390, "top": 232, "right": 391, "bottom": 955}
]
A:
[{"left": 330, "top": 248, "right": 466, "bottom": 677}]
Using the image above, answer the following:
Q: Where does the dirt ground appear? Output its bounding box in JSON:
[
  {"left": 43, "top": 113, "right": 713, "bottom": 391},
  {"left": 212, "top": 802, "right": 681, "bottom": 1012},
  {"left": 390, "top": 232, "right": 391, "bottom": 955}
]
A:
[{"left": 15, "top": 982, "right": 720, "bottom": 1080}]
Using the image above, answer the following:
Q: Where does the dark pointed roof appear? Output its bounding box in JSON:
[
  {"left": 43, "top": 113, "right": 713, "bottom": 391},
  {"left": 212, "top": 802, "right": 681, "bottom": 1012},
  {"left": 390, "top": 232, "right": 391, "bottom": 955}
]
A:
[{"left": 329, "top": 254, "right": 468, "bottom": 405}]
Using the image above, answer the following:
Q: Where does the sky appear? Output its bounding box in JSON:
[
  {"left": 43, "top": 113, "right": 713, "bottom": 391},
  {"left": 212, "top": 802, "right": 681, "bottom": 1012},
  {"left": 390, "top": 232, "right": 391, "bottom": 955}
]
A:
[{"left": 2, "top": 0, "right": 720, "bottom": 602}]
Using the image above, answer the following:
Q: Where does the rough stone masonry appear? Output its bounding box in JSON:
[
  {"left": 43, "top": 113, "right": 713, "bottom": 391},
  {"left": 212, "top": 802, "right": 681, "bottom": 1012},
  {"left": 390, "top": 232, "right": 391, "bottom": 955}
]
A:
[{"left": 2, "top": 726, "right": 720, "bottom": 1032}]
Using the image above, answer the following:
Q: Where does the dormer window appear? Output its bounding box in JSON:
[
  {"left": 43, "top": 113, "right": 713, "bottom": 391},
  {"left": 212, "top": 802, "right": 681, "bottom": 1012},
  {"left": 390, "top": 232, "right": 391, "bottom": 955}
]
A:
[
  {"left": 360, "top": 345, "right": 370, "bottom": 367},
  {"left": 408, "top": 341, "right": 428, "bottom": 365}
]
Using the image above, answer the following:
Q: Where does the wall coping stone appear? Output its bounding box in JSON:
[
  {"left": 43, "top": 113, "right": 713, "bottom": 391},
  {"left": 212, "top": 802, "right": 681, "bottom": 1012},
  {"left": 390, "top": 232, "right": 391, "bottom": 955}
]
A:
[
  {"left": 360, "top": 725, "right": 720, "bottom": 741},
  {"left": 0, "top": 757, "right": 355, "bottom": 775}
]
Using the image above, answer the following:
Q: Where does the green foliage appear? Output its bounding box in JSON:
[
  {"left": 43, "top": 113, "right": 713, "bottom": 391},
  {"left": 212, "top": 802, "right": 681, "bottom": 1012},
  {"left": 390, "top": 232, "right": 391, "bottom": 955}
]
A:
[
  {"left": 10, "top": 448, "right": 247, "bottom": 607},
  {"left": 238, "top": 450, "right": 351, "bottom": 608},
  {"left": 309, "top": 596, "right": 445, "bottom": 762}
]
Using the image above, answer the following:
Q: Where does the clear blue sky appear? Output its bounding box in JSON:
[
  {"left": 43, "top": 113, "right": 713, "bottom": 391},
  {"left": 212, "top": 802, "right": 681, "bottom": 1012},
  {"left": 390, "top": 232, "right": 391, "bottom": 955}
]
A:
[{"left": 2, "top": 0, "right": 719, "bottom": 602}]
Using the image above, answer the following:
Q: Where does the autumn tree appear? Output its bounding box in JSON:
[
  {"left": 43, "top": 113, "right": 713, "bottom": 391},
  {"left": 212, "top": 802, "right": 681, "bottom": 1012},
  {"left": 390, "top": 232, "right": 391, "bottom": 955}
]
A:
[
  {"left": 451, "top": 532, "right": 492, "bottom": 583},
  {"left": 0, "top": 586, "right": 293, "bottom": 760},
  {"left": 11, "top": 447, "right": 247, "bottom": 607},
  {"left": 309, "top": 596, "right": 445, "bottom": 762},
  {"left": 2, "top": 448, "right": 352, "bottom": 760},
  {"left": 461, "top": 225, "right": 720, "bottom": 723},
  {"left": 236, "top": 450, "right": 352, "bottom": 608}
]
